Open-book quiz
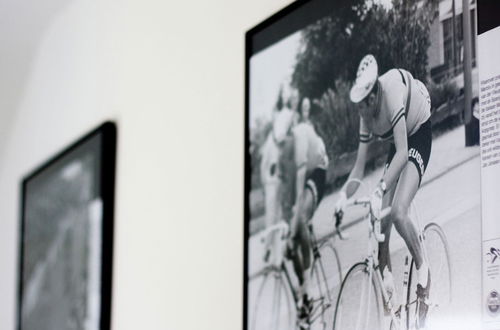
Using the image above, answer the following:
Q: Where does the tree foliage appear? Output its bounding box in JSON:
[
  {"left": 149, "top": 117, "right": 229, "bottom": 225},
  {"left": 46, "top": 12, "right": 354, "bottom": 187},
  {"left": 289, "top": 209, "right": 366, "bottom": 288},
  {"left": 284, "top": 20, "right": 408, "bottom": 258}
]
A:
[
  {"left": 310, "top": 82, "right": 360, "bottom": 159},
  {"left": 291, "top": 0, "right": 367, "bottom": 99},
  {"left": 292, "top": 0, "right": 438, "bottom": 100}
]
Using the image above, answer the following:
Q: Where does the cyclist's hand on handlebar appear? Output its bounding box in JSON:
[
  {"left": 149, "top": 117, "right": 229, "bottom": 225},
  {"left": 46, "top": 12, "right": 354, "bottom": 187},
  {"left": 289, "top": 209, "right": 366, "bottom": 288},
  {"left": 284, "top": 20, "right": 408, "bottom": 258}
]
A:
[
  {"left": 370, "top": 184, "right": 384, "bottom": 220},
  {"left": 334, "top": 191, "right": 347, "bottom": 227},
  {"left": 334, "top": 191, "right": 347, "bottom": 213}
]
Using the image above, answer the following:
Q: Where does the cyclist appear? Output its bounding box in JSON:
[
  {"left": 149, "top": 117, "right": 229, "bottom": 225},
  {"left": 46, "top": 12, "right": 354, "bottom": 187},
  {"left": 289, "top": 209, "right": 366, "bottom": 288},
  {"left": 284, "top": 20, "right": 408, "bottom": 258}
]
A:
[
  {"left": 335, "top": 54, "right": 432, "bottom": 327},
  {"left": 260, "top": 124, "right": 282, "bottom": 264},
  {"left": 260, "top": 86, "right": 297, "bottom": 263},
  {"left": 274, "top": 96, "right": 329, "bottom": 328}
]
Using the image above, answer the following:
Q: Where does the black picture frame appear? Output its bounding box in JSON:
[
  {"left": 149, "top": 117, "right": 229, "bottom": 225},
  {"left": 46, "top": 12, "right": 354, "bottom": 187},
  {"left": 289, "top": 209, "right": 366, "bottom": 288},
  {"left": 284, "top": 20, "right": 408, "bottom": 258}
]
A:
[
  {"left": 244, "top": 0, "right": 481, "bottom": 329},
  {"left": 17, "top": 122, "right": 117, "bottom": 330},
  {"left": 478, "top": 0, "right": 500, "bottom": 34}
]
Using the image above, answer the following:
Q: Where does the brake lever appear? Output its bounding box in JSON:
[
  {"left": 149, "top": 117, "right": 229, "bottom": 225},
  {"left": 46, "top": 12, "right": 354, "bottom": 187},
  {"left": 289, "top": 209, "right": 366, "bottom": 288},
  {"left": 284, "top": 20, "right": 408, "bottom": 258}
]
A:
[
  {"left": 334, "top": 209, "right": 343, "bottom": 227},
  {"left": 334, "top": 210, "right": 349, "bottom": 240}
]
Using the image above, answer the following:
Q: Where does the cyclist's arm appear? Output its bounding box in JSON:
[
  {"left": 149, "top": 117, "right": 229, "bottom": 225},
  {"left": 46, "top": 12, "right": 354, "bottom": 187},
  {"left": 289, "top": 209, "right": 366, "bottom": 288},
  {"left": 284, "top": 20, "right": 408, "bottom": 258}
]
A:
[
  {"left": 343, "top": 138, "right": 369, "bottom": 198},
  {"left": 290, "top": 126, "right": 309, "bottom": 235},
  {"left": 381, "top": 116, "right": 408, "bottom": 190},
  {"left": 291, "top": 164, "right": 307, "bottom": 236}
]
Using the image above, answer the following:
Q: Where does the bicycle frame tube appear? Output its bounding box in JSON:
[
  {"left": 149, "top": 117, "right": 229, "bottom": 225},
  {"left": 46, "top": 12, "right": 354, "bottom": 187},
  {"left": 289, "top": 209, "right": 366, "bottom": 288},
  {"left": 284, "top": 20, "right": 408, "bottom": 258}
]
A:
[{"left": 360, "top": 257, "right": 374, "bottom": 330}]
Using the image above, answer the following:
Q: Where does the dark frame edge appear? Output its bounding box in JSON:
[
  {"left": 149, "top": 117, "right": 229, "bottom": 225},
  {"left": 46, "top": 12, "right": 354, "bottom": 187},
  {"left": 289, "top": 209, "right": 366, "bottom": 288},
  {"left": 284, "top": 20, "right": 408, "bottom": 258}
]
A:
[
  {"left": 477, "top": 0, "right": 500, "bottom": 35},
  {"left": 245, "top": 0, "right": 310, "bottom": 44},
  {"left": 17, "top": 176, "right": 28, "bottom": 330},
  {"left": 99, "top": 121, "right": 117, "bottom": 330},
  {"left": 243, "top": 23, "right": 256, "bottom": 330}
]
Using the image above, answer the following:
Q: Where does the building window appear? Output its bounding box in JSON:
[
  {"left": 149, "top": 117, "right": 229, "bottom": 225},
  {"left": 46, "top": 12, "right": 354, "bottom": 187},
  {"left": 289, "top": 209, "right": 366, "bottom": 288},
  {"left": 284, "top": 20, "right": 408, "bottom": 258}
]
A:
[{"left": 441, "top": 8, "right": 477, "bottom": 73}]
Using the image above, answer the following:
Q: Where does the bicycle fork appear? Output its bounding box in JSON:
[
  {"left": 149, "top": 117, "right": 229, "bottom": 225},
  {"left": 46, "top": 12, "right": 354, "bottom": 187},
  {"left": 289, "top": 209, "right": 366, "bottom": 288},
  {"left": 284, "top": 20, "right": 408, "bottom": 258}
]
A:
[
  {"left": 401, "top": 255, "right": 412, "bottom": 329},
  {"left": 357, "top": 258, "right": 375, "bottom": 330},
  {"left": 377, "top": 255, "right": 413, "bottom": 330}
]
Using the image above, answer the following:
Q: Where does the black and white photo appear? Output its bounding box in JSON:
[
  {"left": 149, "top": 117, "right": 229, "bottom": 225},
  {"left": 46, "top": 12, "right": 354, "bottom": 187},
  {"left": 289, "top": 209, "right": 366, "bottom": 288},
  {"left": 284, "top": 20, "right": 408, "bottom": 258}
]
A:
[
  {"left": 245, "top": 1, "right": 480, "bottom": 329},
  {"left": 18, "top": 122, "right": 116, "bottom": 330}
]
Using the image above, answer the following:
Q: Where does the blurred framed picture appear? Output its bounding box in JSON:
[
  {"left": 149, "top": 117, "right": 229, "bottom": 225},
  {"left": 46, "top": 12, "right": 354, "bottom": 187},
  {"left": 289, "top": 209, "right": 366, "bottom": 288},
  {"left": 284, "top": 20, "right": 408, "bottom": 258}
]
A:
[
  {"left": 17, "top": 122, "right": 117, "bottom": 330},
  {"left": 245, "top": 0, "right": 481, "bottom": 329}
]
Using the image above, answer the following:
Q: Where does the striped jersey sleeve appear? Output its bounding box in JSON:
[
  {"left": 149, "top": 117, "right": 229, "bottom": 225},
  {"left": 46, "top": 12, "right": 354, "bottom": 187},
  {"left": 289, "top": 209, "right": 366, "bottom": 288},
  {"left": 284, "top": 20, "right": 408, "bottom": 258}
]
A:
[
  {"left": 384, "top": 73, "right": 407, "bottom": 129},
  {"left": 391, "top": 106, "right": 405, "bottom": 128}
]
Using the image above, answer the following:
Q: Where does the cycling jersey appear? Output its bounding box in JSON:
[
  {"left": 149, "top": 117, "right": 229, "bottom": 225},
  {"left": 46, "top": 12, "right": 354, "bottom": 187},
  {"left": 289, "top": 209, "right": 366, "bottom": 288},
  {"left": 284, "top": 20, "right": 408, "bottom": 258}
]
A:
[
  {"left": 260, "top": 134, "right": 282, "bottom": 226},
  {"left": 292, "top": 122, "right": 329, "bottom": 172},
  {"left": 305, "top": 168, "right": 326, "bottom": 209},
  {"left": 359, "top": 69, "right": 431, "bottom": 143}
]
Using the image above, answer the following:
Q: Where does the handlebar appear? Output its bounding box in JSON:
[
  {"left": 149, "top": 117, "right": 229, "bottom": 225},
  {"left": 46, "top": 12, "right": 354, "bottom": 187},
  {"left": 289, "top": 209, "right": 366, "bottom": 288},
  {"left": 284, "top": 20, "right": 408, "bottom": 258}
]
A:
[
  {"left": 334, "top": 196, "right": 391, "bottom": 243},
  {"left": 259, "top": 221, "right": 289, "bottom": 243}
]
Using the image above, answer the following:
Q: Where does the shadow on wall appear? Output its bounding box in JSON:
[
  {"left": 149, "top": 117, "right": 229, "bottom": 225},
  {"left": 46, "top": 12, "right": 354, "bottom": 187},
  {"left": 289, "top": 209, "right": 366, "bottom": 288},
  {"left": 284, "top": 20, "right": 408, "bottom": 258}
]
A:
[{"left": 0, "top": 0, "right": 75, "bottom": 154}]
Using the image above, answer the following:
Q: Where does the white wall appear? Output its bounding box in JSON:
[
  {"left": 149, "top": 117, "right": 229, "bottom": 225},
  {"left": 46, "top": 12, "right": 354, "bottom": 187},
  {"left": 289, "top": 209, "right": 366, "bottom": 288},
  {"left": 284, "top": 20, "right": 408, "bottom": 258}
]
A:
[{"left": 0, "top": 0, "right": 292, "bottom": 329}]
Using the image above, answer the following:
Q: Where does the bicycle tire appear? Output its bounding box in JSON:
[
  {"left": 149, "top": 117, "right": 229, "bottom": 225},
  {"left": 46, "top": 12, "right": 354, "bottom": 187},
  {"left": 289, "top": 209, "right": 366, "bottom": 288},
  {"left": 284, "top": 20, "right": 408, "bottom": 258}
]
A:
[
  {"left": 250, "top": 269, "right": 295, "bottom": 330},
  {"left": 406, "top": 222, "right": 452, "bottom": 330},
  {"left": 309, "top": 240, "right": 343, "bottom": 329},
  {"left": 332, "top": 262, "right": 382, "bottom": 330}
]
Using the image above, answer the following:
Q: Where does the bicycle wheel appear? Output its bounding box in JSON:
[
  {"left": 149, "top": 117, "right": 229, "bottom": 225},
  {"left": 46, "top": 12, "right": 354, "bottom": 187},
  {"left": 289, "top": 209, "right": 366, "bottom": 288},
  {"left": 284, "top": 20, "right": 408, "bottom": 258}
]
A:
[
  {"left": 333, "top": 262, "right": 382, "bottom": 330},
  {"left": 250, "top": 268, "right": 295, "bottom": 330},
  {"left": 406, "top": 223, "right": 452, "bottom": 330},
  {"left": 309, "top": 240, "right": 342, "bottom": 329}
]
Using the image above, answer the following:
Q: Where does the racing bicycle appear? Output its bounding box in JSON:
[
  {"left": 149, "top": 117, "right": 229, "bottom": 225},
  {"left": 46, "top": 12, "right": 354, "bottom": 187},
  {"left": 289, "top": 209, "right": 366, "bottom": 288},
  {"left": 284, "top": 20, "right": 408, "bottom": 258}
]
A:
[
  {"left": 250, "top": 218, "right": 343, "bottom": 330},
  {"left": 332, "top": 181, "right": 452, "bottom": 330}
]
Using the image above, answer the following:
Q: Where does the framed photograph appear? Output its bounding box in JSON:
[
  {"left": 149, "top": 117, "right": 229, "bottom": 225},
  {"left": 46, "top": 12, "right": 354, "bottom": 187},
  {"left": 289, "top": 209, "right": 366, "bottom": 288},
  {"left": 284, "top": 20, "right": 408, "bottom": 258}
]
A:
[
  {"left": 17, "top": 122, "right": 117, "bottom": 330},
  {"left": 245, "top": 1, "right": 481, "bottom": 329}
]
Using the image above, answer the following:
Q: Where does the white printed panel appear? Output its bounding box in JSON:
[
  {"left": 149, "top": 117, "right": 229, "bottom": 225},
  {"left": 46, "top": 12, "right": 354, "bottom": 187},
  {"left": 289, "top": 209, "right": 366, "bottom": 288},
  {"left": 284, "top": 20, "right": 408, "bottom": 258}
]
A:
[
  {"left": 480, "top": 26, "right": 500, "bottom": 329},
  {"left": 483, "top": 240, "right": 500, "bottom": 327}
]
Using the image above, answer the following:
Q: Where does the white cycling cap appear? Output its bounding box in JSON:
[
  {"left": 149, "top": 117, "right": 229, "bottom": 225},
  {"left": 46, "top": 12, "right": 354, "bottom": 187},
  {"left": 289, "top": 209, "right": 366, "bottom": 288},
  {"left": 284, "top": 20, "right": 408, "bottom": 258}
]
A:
[
  {"left": 349, "top": 54, "right": 378, "bottom": 103},
  {"left": 272, "top": 108, "right": 295, "bottom": 144}
]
